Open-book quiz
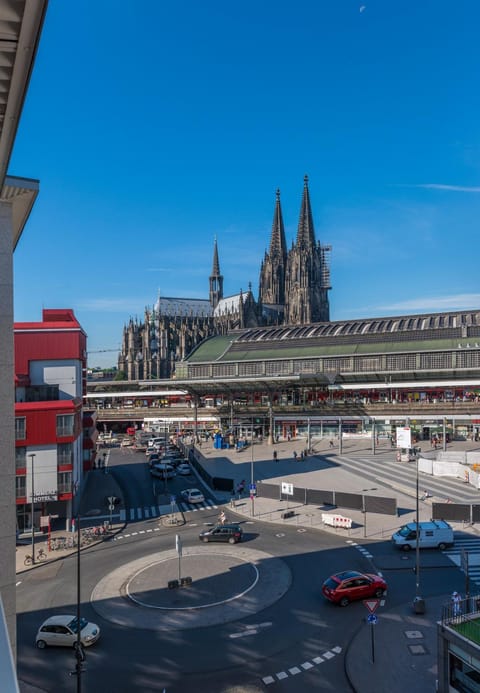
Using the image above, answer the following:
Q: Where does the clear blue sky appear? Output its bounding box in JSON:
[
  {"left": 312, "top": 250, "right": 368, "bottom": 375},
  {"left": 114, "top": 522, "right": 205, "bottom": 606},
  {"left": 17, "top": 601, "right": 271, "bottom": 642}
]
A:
[{"left": 11, "top": 1, "right": 480, "bottom": 368}]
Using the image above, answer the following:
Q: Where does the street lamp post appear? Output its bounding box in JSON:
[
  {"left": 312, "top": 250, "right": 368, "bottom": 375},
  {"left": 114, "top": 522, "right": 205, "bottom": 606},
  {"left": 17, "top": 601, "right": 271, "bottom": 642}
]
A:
[
  {"left": 29, "top": 453, "right": 36, "bottom": 564},
  {"left": 414, "top": 448, "right": 425, "bottom": 613},
  {"left": 251, "top": 419, "right": 255, "bottom": 517}
]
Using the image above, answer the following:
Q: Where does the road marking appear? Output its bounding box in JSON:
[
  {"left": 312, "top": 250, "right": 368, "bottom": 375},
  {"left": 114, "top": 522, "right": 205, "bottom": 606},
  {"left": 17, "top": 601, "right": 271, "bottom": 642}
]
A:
[
  {"left": 131, "top": 532, "right": 138, "bottom": 536},
  {"left": 230, "top": 629, "right": 258, "bottom": 639},
  {"left": 263, "top": 648, "right": 342, "bottom": 684},
  {"left": 139, "top": 530, "right": 145, "bottom": 534},
  {"left": 275, "top": 533, "right": 285, "bottom": 537},
  {"left": 146, "top": 529, "right": 153, "bottom": 533},
  {"left": 297, "top": 528, "right": 307, "bottom": 533},
  {"left": 16, "top": 581, "right": 21, "bottom": 586}
]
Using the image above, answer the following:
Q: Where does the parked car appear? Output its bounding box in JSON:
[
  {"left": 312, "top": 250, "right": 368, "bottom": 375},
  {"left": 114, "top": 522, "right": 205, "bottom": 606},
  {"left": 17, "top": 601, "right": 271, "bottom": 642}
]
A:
[
  {"left": 177, "top": 463, "right": 191, "bottom": 475},
  {"left": 181, "top": 488, "right": 205, "bottom": 504},
  {"left": 150, "top": 463, "right": 176, "bottom": 479},
  {"left": 322, "top": 570, "right": 387, "bottom": 607},
  {"left": 36, "top": 615, "right": 100, "bottom": 649},
  {"left": 199, "top": 524, "right": 243, "bottom": 544}
]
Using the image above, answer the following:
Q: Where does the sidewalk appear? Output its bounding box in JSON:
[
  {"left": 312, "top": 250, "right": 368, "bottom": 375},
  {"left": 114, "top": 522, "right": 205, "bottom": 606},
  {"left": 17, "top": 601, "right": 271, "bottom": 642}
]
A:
[{"left": 16, "top": 466, "right": 126, "bottom": 575}]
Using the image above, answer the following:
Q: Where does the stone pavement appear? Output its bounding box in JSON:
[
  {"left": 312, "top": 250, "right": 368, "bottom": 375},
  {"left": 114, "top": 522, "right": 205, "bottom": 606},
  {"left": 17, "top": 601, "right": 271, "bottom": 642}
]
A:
[{"left": 18, "top": 436, "right": 479, "bottom": 692}]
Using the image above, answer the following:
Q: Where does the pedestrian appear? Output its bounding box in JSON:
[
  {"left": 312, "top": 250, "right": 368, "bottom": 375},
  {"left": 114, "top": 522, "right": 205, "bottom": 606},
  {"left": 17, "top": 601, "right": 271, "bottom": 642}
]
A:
[
  {"left": 452, "top": 591, "right": 462, "bottom": 617},
  {"left": 329, "top": 440, "right": 334, "bottom": 449},
  {"left": 376, "top": 435, "right": 379, "bottom": 446},
  {"left": 293, "top": 450, "right": 297, "bottom": 461},
  {"left": 273, "top": 450, "right": 278, "bottom": 462},
  {"left": 219, "top": 511, "right": 226, "bottom": 525}
]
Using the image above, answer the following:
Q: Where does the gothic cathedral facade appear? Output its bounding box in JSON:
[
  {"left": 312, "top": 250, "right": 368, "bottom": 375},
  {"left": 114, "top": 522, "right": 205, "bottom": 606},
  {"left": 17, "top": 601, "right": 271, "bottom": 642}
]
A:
[{"left": 118, "top": 176, "right": 331, "bottom": 380}]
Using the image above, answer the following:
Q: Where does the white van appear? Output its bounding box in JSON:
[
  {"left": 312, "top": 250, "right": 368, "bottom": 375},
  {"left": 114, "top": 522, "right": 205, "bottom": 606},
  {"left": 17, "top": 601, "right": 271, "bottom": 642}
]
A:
[{"left": 392, "top": 520, "right": 454, "bottom": 551}]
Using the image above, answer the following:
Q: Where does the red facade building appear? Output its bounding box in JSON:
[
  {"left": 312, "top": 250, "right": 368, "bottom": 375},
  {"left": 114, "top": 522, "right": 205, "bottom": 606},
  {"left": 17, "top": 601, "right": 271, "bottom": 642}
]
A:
[{"left": 14, "top": 309, "right": 95, "bottom": 532}]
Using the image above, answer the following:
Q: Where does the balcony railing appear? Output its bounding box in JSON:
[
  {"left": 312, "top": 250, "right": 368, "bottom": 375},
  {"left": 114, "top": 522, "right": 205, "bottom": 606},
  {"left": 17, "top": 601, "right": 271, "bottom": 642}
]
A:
[{"left": 442, "top": 595, "right": 480, "bottom": 646}]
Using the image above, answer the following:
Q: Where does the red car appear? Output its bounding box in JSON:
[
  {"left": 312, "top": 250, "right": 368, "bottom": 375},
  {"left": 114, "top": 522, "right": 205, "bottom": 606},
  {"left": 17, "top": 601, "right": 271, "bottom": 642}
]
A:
[{"left": 322, "top": 570, "right": 387, "bottom": 607}]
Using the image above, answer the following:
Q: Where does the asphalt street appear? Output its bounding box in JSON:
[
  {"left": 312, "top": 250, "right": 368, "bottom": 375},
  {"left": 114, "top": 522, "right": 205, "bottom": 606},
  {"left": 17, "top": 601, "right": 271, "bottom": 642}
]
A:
[{"left": 16, "top": 439, "right": 480, "bottom": 692}]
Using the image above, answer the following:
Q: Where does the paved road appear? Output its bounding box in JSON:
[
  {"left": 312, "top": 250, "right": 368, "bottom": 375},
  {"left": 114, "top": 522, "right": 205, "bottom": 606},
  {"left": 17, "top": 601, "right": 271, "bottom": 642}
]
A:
[{"left": 16, "top": 437, "right": 480, "bottom": 692}]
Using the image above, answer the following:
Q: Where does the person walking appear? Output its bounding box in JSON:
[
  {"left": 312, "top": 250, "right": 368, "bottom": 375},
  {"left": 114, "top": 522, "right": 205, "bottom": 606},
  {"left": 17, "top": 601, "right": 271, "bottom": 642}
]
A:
[
  {"left": 293, "top": 450, "right": 297, "bottom": 461},
  {"left": 273, "top": 450, "right": 278, "bottom": 462},
  {"left": 452, "top": 591, "right": 462, "bottom": 617},
  {"left": 219, "top": 511, "right": 226, "bottom": 525}
]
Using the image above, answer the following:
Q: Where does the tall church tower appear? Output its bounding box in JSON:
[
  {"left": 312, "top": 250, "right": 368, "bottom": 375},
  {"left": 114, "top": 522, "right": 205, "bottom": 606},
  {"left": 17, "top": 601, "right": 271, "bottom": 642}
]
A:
[
  {"left": 258, "top": 189, "right": 288, "bottom": 322},
  {"left": 209, "top": 237, "right": 224, "bottom": 309},
  {"left": 284, "top": 175, "right": 331, "bottom": 324}
]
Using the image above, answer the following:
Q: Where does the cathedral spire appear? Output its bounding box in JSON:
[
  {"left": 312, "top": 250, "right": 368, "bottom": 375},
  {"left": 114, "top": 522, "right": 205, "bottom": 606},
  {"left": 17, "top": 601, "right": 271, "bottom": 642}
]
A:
[
  {"left": 212, "top": 235, "right": 221, "bottom": 275},
  {"left": 296, "top": 175, "right": 316, "bottom": 249},
  {"left": 209, "top": 236, "right": 224, "bottom": 310},
  {"left": 269, "top": 189, "right": 287, "bottom": 260}
]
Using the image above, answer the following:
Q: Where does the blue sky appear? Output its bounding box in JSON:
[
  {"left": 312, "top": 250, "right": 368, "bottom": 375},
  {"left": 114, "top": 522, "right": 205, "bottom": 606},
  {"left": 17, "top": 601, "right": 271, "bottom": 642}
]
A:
[{"left": 11, "top": 1, "right": 480, "bottom": 368}]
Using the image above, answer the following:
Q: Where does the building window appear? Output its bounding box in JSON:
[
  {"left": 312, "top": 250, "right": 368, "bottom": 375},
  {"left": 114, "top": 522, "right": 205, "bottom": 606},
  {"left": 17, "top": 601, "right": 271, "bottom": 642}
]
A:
[
  {"left": 16, "top": 476, "right": 26, "bottom": 499},
  {"left": 15, "top": 447, "right": 26, "bottom": 470},
  {"left": 15, "top": 417, "right": 26, "bottom": 440},
  {"left": 57, "top": 471, "right": 72, "bottom": 495},
  {"left": 56, "top": 414, "right": 74, "bottom": 437},
  {"left": 57, "top": 442, "right": 73, "bottom": 466}
]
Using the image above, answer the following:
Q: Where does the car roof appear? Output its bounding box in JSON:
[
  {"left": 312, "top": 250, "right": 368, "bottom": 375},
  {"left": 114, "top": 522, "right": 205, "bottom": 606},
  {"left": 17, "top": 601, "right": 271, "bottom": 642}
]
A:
[
  {"left": 41, "top": 614, "right": 75, "bottom": 626},
  {"left": 333, "top": 570, "right": 363, "bottom": 581}
]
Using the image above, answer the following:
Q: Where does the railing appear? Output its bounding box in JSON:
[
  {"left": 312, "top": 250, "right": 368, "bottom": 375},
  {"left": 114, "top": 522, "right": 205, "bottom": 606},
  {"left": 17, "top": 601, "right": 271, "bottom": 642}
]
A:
[{"left": 442, "top": 594, "right": 480, "bottom": 645}]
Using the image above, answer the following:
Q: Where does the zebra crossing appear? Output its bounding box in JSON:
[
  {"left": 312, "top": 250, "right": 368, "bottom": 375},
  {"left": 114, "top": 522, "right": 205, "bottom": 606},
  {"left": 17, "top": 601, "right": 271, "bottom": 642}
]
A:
[
  {"left": 443, "top": 534, "right": 480, "bottom": 589},
  {"left": 119, "top": 498, "right": 219, "bottom": 523}
]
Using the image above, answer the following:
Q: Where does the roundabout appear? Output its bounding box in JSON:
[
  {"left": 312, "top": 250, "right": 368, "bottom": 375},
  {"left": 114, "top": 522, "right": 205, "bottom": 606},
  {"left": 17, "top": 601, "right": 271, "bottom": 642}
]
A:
[{"left": 91, "top": 545, "right": 291, "bottom": 631}]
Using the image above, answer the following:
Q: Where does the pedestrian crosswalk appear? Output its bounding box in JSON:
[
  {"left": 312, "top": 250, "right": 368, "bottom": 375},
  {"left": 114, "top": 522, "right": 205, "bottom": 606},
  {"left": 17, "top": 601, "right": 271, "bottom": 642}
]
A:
[
  {"left": 443, "top": 534, "right": 480, "bottom": 589},
  {"left": 119, "top": 498, "right": 219, "bottom": 523}
]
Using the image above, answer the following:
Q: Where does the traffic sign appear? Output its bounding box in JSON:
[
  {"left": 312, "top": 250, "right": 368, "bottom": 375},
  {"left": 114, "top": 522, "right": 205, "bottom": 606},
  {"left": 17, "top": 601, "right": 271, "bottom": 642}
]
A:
[
  {"left": 108, "top": 504, "right": 115, "bottom": 511},
  {"left": 108, "top": 496, "right": 117, "bottom": 505},
  {"left": 367, "top": 614, "right": 378, "bottom": 625},
  {"left": 363, "top": 599, "right": 380, "bottom": 613}
]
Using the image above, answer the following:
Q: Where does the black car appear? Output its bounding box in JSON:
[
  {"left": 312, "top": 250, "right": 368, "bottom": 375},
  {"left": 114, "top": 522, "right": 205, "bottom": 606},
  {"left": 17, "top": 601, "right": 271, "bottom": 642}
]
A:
[{"left": 199, "top": 524, "right": 243, "bottom": 544}]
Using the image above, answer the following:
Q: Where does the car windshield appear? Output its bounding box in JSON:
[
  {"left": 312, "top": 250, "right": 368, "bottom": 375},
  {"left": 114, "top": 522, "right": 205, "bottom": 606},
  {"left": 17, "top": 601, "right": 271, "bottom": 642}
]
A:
[
  {"left": 398, "top": 526, "right": 412, "bottom": 537},
  {"left": 68, "top": 617, "right": 88, "bottom": 633},
  {"left": 323, "top": 577, "right": 339, "bottom": 590}
]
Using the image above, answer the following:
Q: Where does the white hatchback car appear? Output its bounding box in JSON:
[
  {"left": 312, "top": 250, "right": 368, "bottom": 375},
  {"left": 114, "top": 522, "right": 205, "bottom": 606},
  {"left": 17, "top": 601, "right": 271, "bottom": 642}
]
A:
[
  {"left": 36, "top": 615, "right": 100, "bottom": 649},
  {"left": 177, "top": 463, "right": 191, "bottom": 475},
  {"left": 181, "top": 488, "right": 205, "bottom": 504}
]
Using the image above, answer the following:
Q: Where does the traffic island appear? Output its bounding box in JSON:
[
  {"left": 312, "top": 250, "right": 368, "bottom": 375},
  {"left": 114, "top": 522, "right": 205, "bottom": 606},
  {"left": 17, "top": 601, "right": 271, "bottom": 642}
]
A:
[{"left": 90, "top": 546, "right": 291, "bottom": 631}]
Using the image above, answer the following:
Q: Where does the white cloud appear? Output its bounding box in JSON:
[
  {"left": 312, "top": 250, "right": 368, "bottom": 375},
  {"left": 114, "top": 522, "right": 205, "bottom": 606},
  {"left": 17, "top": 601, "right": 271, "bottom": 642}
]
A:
[
  {"left": 402, "top": 183, "right": 480, "bottom": 193},
  {"left": 378, "top": 293, "right": 480, "bottom": 312},
  {"left": 76, "top": 298, "right": 151, "bottom": 312}
]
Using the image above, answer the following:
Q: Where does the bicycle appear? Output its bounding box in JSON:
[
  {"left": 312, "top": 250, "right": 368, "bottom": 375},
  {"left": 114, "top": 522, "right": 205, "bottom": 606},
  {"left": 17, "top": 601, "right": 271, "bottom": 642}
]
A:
[{"left": 24, "top": 548, "right": 47, "bottom": 565}]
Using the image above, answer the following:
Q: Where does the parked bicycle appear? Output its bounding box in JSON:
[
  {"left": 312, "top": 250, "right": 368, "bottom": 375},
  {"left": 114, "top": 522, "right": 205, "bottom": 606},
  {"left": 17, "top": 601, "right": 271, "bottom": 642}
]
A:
[{"left": 24, "top": 548, "right": 47, "bottom": 565}]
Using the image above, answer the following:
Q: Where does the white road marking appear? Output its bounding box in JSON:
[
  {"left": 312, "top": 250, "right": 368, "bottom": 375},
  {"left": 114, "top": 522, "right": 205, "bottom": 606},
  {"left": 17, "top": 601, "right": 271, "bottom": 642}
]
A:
[
  {"left": 16, "top": 581, "right": 21, "bottom": 586},
  {"left": 146, "top": 529, "right": 153, "bottom": 533},
  {"left": 262, "top": 676, "right": 275, "bottom": 685},
  {"left": 322, "top": 651, "right": 334, "bottom": 659},
  {"left": 288, "top": 667, "right": 301, "bottom": 675},
  {"left": 332, "top": 646, "right": 342, "bottom": 654},
  {"left": 276, "top": 672, "right": 288, "bottom": 680},
  {"left": 301, "top": 662, "right": 313, "bottom": 670},
  {"left": 312, "top": 656, "right": 323, "bottom": 664},
  {"left": 229, "top": 629, "right": 258, "bottom": 639}
]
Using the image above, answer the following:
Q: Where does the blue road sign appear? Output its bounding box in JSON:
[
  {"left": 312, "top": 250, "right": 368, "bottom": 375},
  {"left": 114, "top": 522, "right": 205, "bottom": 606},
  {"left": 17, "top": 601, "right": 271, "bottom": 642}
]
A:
[
  {"left": 249, "top": 483, "right": 256, "bottom": 491},
  {"left": 367, "top": 614, "right": 378, "bottom": 625}
]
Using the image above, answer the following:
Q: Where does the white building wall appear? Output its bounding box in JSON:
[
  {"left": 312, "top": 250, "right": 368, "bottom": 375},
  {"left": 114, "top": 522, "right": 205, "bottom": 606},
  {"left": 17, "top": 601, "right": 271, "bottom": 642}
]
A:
[
  {"left": 26, "top": 447, "right": 58, "bottom": 502},
  {"left": 29, "top": 360, "right": 82, "bottom": 399}
]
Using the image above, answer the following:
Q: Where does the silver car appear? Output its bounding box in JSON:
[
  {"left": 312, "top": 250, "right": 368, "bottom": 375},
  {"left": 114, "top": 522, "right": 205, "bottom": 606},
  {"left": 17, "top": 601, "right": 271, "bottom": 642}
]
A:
[{"left": 36, "top": 615, "right": 100, "bottom": 649}]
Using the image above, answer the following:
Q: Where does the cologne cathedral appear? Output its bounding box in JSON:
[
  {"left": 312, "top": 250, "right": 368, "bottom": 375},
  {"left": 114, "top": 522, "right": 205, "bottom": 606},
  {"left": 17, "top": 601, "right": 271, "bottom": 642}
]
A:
[{"left": 118, "top": 176, "right": 331, "bottom": 380}]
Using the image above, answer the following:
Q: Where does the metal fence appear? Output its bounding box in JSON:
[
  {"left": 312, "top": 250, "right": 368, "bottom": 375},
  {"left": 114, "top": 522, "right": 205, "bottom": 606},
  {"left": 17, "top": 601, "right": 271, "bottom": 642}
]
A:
[{"left": 256, "top": 481, "right": 397, "bottom": 516}]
